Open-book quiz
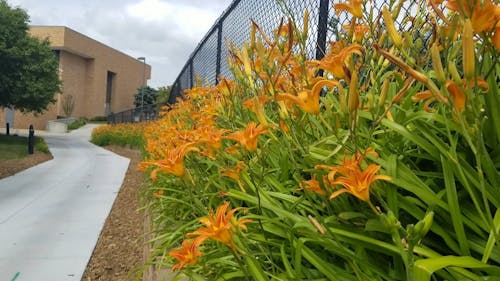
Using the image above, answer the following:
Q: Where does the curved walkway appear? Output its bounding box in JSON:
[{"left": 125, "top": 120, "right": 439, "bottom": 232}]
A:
[{"left": 0, "top": 124, "right": 130, "bottom": 281}]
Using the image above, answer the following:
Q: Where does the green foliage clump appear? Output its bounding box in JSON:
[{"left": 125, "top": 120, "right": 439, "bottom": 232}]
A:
[
  {"left": 90, "top": 123, "right": 145, "bottom": 149},
  {"left": 0, "top": 0, "right": 61, "bottom": 113},
  {"left": 34, "top": 136, "right": 50, "bottom": 153},
  {"left": 134, "top": 86, "right": 157, "bottom": 109},
  {"left": 67, "top": 119, "right": 86, "bottom": 131}
]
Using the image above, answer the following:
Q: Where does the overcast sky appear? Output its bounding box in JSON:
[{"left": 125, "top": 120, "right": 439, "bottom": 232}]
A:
[{"left": 7, "top": 0, "right": 234, "bottom": 88}]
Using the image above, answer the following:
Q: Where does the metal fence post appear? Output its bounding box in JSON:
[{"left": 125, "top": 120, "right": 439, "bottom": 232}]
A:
[
  {"left": 189, "top": 61, "right": 194, "bottom": 89},
  {"left": 215, "top": 22, "right": 223, "bottom": 85},
  {"left": 28, "top": 125, "right": 34, "bottom": 155},
  {"left": 6, "top": 122, "right": 9, "bottom": 136},
  {"left": 315, "top": 0, "right": 330, "bottom": 61}
]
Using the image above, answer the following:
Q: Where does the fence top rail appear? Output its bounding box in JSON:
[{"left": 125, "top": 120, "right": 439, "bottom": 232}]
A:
[
  {"left": 168, "top": 0, "right": 422, "bottom": 107},
  {"left": 170, "top": 0, "right": 242, "bottom": 87}
]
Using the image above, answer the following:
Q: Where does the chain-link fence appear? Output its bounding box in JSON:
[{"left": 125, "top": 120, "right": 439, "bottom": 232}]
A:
[
  {"left": 168, "top": 0, "right": 422, "bottom": 104},
  {"left": 110, "top": 0, "right": 422, "bottom": 123},
  {"left": 107, "top": 104, "right": 159, "bottom": 124}
]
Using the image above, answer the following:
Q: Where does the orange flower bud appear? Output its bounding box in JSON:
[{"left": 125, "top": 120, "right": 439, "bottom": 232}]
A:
[
  {"left": 462, "top": 19, "right": 475, "bottom": 82},
  {"left": 373, "top": 44, "right": 428, "bottom": 84},
  {"left": 303, "top": 9, "right": 309, "bottom": 39},
  {"left": 348, "top": 70, "right": 359, "bottom": 113},
  {"left": 447, "top": 60, "right": 462, "bottom": 84},
  {"left": 382, "top": 6, "right": 402, "bottom": 48},
  {"left": 431, "top": 43, "right": 446, "bottom": 83},
  {"left": 378, "top": 77, "right": 390, "bottom": 108},
  {"left": 241, "top": 45, "right": 252, "bottom": 79}
]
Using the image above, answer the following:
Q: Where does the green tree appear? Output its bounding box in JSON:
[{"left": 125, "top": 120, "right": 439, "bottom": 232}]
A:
[
  {"left": 134, "top": 86, "right": 157, "bottom": 108},
  {"left": 0, "top": 0, "right": 60, "bottom": 113},
  {"left": 155, "top": 85, "right": 172, "bottom": 104},
  {"left": 155, "top": 85, "right": 171, "bottom": 112}
]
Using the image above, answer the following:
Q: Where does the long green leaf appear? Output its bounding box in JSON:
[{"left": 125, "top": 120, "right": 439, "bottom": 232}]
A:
[
  {"left": 299, "top": 242, "right": 357, "bottom": 280},
  {"left": 245, "top": 255, "right": 270, "bottom": 281},
  {"left": 414, "top": 256, "right": 500, "bottom": 281},
  {"left": 482, "top": 208, "right": 500, "bottom": 263},
  {"left": 441, "top": 155, "right": 470, "bottom": 255},
  {"left": 381, "top": 119, "right": 440, "bottom": 159},
  {"left": 379, "top": 159, "right": 448, "bottom": 210},
  {"left": 280, "top": 243, "right": 296, "bottom": 280},
  {"left": 484, "top": 67, "right": 500, "bottom": 144},
  {"left": 229, "top": 190, "right": 307, "bottom": 224}
]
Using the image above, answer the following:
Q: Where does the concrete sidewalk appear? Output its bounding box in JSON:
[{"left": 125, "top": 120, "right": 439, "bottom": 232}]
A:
[{"left": 0, "top": 124, "right": 130, "bottom": 281}]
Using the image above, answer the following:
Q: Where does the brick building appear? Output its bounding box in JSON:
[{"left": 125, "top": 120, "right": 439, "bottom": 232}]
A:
[{"left": 1, "top": 26, "right": 151, "bottom": 130}]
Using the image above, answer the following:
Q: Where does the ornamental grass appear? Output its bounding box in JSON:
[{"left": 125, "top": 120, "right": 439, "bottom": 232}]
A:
[{"left": 139, "top": 0, "right": 500, "bottom": 280}]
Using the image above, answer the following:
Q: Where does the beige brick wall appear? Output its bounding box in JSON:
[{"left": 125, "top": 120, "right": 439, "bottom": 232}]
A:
[
  {"left": 60, "top": 50, "right": 88, "bottom": 118},
  {"left": 1, "top": 26, "right": 151, "bottom": 130}
]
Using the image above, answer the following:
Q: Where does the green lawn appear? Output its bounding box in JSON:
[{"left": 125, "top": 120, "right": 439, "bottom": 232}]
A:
[{"left": 0, "top": 134, "right": 49, "bottom": 159}]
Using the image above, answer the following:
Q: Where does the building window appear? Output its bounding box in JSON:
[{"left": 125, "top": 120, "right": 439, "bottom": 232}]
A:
[{"left": 105, "top": 71, "right": 116, "bottom": 116}]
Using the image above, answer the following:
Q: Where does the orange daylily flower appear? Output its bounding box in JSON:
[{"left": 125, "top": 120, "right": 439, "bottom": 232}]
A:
[
  {"left": 343, "top": 24, "right": 369, "bottom": 42},
  {"left": 300, "top": 178, "right": 327, "bottom": 196},
  {"left": 198, "top": 127, "right": 229, "bottom": 150},
  {"left": 313, "top": 44, "right": 364, "bottom": 79},
  {"left": 494, "top": 24, "right": 500, "bottom": 50},
  {"left": 226, "top": 121, "right": 268, "bottom": 151},
  {"left": 411, "top": 90, "right": 436, "bottom": 112},
  {"left": 153, "top": 189, "right": 164, "bottom": 197},
  {"left": 470, "top": 0, "right": 498, "bottom": 33},
  {"left": 334, "top": 0, "right": 363, "bottom": 18},
  {"left": 446, "top": 0, "right": 500, "bottom": 33},
  {"left": 220, "top": 161, "right": 246, "bottom": 187},
  {"left": 446, "top": 81, "right": 467, "bottom": 112},
  {"left": 277, "top": 79, "right": 340, "bottom": 114},
  {"left": 184, "top": 86, "right": 212, "bottom": 100},
  {"left": 329, "top": 163, "right": 391, "bottom": 202},
  {"left": 412, "top": 78, "right": 489, "bottom": 113},
  {"left": 140, "top": 143, "right": 200, "bottom": 179},
  {"left": 316, "top": 150, "right": 391, "bottom": 202},
  {"left": 169, "top": 238, "right": 203, "bottom": 270},
  {"left": 214, "top": 77, "right": 237, "bottom": 97},
  {"left": 188, "top": 202, "right": 252, "bottom": 248},
  {"left": 243, "top": 96, "right": 270, "bottom": 126}
]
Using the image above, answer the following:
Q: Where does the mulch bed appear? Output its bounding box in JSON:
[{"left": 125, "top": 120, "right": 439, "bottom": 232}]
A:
[{"left": 0, "top": 151, "right": 53, "bottom": 179}]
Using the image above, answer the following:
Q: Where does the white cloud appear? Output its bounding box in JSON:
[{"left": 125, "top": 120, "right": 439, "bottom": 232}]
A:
[
  {"left": 126, "top": 0, "right": 220, "bottom": 39},
  {"left": 6, "top": 0, "right": 233, "bottom": 88},
  {"left": 126, "top": 0, "right": 170, "bottom": 21}
]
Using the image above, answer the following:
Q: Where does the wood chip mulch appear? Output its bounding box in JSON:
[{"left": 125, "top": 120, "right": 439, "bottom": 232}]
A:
[{"left": 0, "top": 151, "right": 53, "bottom": 179}]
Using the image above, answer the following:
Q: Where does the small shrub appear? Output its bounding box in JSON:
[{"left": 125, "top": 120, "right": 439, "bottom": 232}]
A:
[
  {"left": 34, "top": 136, "right": 50, "bottom": 153},
  {"left": 67, "top": 119, "right": 86, "bottom": 130},
  {"left": 62, "top": 94, "right": 75, "bottom": 117}
]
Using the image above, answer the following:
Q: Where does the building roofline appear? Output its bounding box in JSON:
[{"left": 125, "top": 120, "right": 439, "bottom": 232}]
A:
[{"left": 29, "top": 25, "right": 151, "bottom": 68}]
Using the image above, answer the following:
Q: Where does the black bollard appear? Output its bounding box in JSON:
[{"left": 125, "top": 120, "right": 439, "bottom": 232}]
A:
[
  {"left": 28, "top": 125, "right": 34, "bottom": 155},
  {"left": 6, "top": 122, "right": 9, "bottom": 136}
]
